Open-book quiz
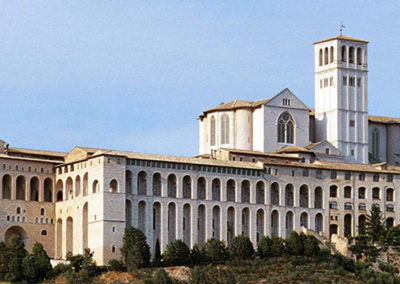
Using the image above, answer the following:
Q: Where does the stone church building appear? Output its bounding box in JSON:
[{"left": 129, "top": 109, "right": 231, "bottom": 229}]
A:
[{"left": 1, "top": 35, "right": 400, "bottom": 265}]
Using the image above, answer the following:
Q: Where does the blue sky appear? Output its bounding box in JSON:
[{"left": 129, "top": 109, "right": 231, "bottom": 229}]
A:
[{"left": 0, "top": 1, "right": 399, "bottom": 156}]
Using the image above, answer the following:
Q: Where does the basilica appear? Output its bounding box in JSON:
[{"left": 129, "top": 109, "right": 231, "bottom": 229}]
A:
[{"left": 1, "top": 34, "right": 400, "bottom": 265}]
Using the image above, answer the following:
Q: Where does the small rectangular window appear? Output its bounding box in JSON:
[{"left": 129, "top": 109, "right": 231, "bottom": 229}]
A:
[
  {"left": 357, "top": 77, "right": 361, "bottom": 87},
  {"left": 330, "top": 77, "right": 333, "bottom": 86},
  {"left": 324, "top": 78, "right": 328, "bottom": 87},
  {"left": 359, "top": 173, "right": 365, "bottom": 181},
  {"left": 320, "top": 80, "right": 323, "bottom": 88},
  {"left": 316, "top": 170, "right": 322, "bottom": 179},
  {"left": 331, "top": 171, "right": 337, "bottom": 179},
  {"left": 350, "top": 120, "right": 355, "bottom": 127},
  {"left": 373, "top": 174, "right": 380, "bottom": 182},
  {"left": 388, "top": 174, "right": 393, "bottom": 182},
  {"left": 343, "top": 76, "right": 347, "bottom": 86},
  {"left": 345, "top": 172, "right": 351, "bottom": 180},
  {"left": 302, "top": 169, "right": 309, "bottom": 177}
]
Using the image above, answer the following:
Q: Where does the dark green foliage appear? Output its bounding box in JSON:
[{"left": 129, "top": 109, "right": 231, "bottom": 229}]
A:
[
  {"left": 202, "top": 238, "right": 228, "bottom": 264},
  {"left": 386, "top": 225, "right": 400, "bottom": 247},
  {"left": 350, "top": 234, "right": 380, "bottom": 262},
  {"left": 188, "top": 266, "right": 207, "bottom": 284},
  {"left": 64, "top": 248, "right": 100, "bottom": 283},
  {"left": 120, "top": 226, "right": 151, "bottom": 271},
  {"left": 152, "top": 268, "right": 174, "bottom": 284},
  {"left": 378, "top": 261, "right": 399, "bottom": 274},
  {"left": 190, "top": 244, "right": 205, "bottom": 265},
  {"left": 286, "top": 231, "right": 304, "bottom": 256},
  {"left": 365, "top": 205, "right": 386, "bottom": 242},
  {"left": 22, "top": 242, "right": 52, "bottom": 283},
  {"left": 152, "top": 238, "right": 162, "bottom": 267},
  {"left": 257, "top": 235, "right": 273, "bottom": 258},
  {"left": 303, "top": 235, "right": 320, "bottom": 257},
  {"left": 271, "top": 236, "right": 286, "bottom": 258},
  {"left": 0, "top": 242, "right": 9, "bottom": 281},
  {"left": 5, "top": 235, "right": 27, "bottom": 282},
  {"left": 163, "top": 239, "right": 191, "bottom": 266},
  {"left": 228, "top": 235, "right": 254, "bottom": 260},
  {"left": 108, "top": 258, "right": 125, "bottom": 271}
]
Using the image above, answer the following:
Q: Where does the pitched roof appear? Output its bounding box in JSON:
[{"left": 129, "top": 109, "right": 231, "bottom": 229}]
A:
[
  {"left": 313, "top": 35, "right": 369, "bottom": 45},
  {"left": 8, "top": 147, "right": 66, "bottom": 158},
  {"left": 200, "top": 98, "right": 270, "bottom": 117},
  {"left": 275, "top": 145, "right": 312, "bottom": 154},
  {"left": 218, "top": 148, "right": 301, "bottom": 160}
]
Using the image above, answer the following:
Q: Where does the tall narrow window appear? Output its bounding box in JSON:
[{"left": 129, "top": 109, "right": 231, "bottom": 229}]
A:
[
  {"left": 330, "top": 46, "right": 334, "bottom": 63},
  {"left": 349, "top": 47, "right": 354, "bottom": 64},
  {"left": 341, "top": 46, "right": 347, "bottom": 62},
  {"left": 220, "top": 114, "right": 229, "bottom": 144},
  {"left": 210, "top": 116, "right": 216, "bottom": 146},
  {"left": 277, "top": 112, "right": 295, "bottom": 144},
  {"left": 357, "top": 48, "right": 362, "bottom": 65},
  {"left": 319, "top": 49, "right": 323, "bottom": 66},
  {"left": 324, "top": 47, "right": 328, "bottom": 65},
  {"left": 372, "top": 128, "right": 379, "bottom": 160}
]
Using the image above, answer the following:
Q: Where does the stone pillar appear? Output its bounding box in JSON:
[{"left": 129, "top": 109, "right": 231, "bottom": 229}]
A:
[
  {"left": 235, "top": 206, "right": 242, "bottom": 236},
  {"left": 147, "top": 173, "right": 153, "bottom": 196},
  {"left": 145, "top": 203, "right": 154, "bottom": 254},
  {"left": 176, "top": 202, "right": 184, "bottom": 240},
  {"left": 206, "top": 204, "right": 213, "bottom": 240},
  {"left": 221, "top": 204, "right": 228, "bottom": 243},
  {"left": 176, "top": 175, "right": 182, "bottom": 199},
  {"left": 192, "top": 175, "right": 198, "bottom": 199},
  {"left": 160, "top": 202, "right": 168, "bottom": 251},
  {"left": 220, "top": 179, "right": 226, "bottom": 202},
  {"left": 249, "top": 207, "right": 257, "bottom": 245},
  {"left": 236, "top": 180, "right": 242, "bottom": 203},
  {"left": 161, "top": 175, "right": 168, "bottom": 198},
  {"left": 250, "top": 181, "right": 256, "bottom": 204},
  {"left": 191, "top": 203, "right": 198, "bottom": 248}
]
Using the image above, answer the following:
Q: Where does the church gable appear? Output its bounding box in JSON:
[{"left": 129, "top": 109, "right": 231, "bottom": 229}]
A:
[
  {"left": 306, "top": 140, "right": 341, "bottom": 155},
  {"left": 264, "top": 88, "right": 309, "bottom": 110}
]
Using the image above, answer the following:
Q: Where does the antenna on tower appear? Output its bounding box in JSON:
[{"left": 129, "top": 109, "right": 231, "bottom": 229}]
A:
[{"left": 339, "top": 22, "right": 346, "bottom": 35}]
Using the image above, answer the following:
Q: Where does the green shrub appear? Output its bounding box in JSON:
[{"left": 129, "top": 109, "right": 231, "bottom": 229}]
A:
[
  {"left": 271, "top": 236, "right": 286, "bottom": 258},
  {"left": 202, "top": 238, "right": 228, "bottom": 264},
  {"left": 163, "top": 239, "right": 191, "bottom": 266},
  {"left": 5, "top": 235, "right": 27, "bottom": 282},
  {"left": 257, "top": 235, "right": 273, "bottom": 258},
  {"left": 229, "top": 235, "right": 254, "bottom": 260},
  {"left": 0, "top": 242, "right": 9, "bottom": 281},
  {"left": 152, "top": 268, "right": 174, "bottom": 284},
  {"left": 120, "top": 226, "right": 151, "bottom": 271},
  {"left": 22, "top": 242, "right": 52, "bottom": 283},
  {"left": 152, "top": 239, "right": 162, "bottom": 267},
  {"left": 303, "top": 235, "right": 320, "bottom": 257},
  {"left": 108, "top": 259, "right": 125, "bottom": 271},
  {"left": 286, "top": 231, "right": 304, "bottom": 256},
  {"left": 190, "top": 244, "right": 205, "bottom": 265},
  {"left": 188, "top": 266, "right": 208, "bottom": 284}
]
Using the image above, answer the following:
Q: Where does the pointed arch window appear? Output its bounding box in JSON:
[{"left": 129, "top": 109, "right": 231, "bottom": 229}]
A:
[
  {"left": 319, "top": 49, "right": 323, "bottom": 66},
  {"left": 330, "top": 46, "right": 334, "bottom": 63},
  {"left": 341, "top": 46, "right": 347, "bottom": 62},
  {"left": 324, "top": 47, "right": 328, "bottom": 65},
  {"left": 277, "top": 112, "right": 295, "bottom": 144},
  {"left": 210, "top": 116, "right": 216, "bottom": 146},
  {"left": 220, "top": 114, "right": 230, "bottom": 144}
]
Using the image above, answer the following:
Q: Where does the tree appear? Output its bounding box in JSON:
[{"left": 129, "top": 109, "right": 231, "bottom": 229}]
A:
[
  {"left": 188, "top": 266, "right": 208, "bottom": 284},
  {"left": 365, "top": 206, "right": 386, "bottom": 243},
  {"left": 23, "top": 242, "right": 52, "bottom": 283},
  {"left": 0, "top": 242, "right": 9, "bottom": 281},
  {"left": 120, "top": 226, "right": 150, "bottom": 271},
  {"left": 5, "top": 235, "right": 27, "bottom": 282},
  {"left": 257, "top": 235, "right": 273, "bottom": 258},
  {"left": 286, "top": 231, "right": 304, "bottom": 256},
  {"left": 163, "top": 240, "right": 191, "bottom": 266},
  {"left": 202, "top": 238, "right": 228, "bottom": 264},
  {"left": 303, "top": 235, "right": 320, "bottom": 257},
  {"left": 64, "top": 249, "right": 100, "bottom": 283},
  {"left": 271, "top": 236, "right": 285, "bottom": 259},
  {"left": 386, "top": 225, "right": 400, "bottom": 247},
  {"left": 152, "top": 268, "right": 174, "bottom": 284},
  {"left": 153, "top": 238, "right": 162, "bottom": 266},
  {"left": 229, "top": 235, "right": 254, "bottom": 260},
  {"left": 190, "top": 244, "right": 204, "bottom": 265}
]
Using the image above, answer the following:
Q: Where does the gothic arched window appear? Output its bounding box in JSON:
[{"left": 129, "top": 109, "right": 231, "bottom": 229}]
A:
[
  {"left": 372, "top": 128, "right": 379, "bottom": 160},
  {"left": 357, "top": 47, "right": 362, "bottom": 65},
  {"left": 324, "top": 47, "right": 328, "bottom": 65},
  {"left": 220, "top": 114, "right": 230, "bottom": 144},
  {"left": 349, "top": 46, "right": 355, "bottom": 64},
  {"left": 277, "top": 112, "right": 295, "bottom": 144},
  {"left": 330, "top": 46, "right": 334, "bottom": 63},
  {"left": 341, "top": 46, "right": 347, "bottom": 62},
  {"left": 319, "top": 49, "right": 323, "bottom": 66},
  {"left": 210, "top": 116, "right": 216, "bottom": 146}
]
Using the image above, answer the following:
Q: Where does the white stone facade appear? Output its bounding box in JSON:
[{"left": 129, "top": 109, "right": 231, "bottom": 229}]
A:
[{"left": 1, "top": 34, "right": 400, "bottom": 267}]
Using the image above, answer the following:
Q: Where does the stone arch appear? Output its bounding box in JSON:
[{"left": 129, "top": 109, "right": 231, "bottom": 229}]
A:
[
  {"left": 271, "top": 182, "right": 280, "bottom": 206},
  {"left": 109, "top": 179, "right": 118, "bottom": 193},
  {"left": 285, "top": 184, "right": 294, "bottom": 206},
  {"left": 358, "top": 215, "right": 366, "bottom": 234},
  {"left": 242, "top": 208, "right": 250, "bottom": 237},
  {"left": 56, "top": 180, "right": 63, "bottom": 201},
  {"left": 212, "top": 205, "right": 221, "bottom": 240},
  {"left": 299, "top": 185, "right": 309, "bottom": 208},
  {"left": 349, "top": 46, "right": 355, "bottom": 64},
  {"left": 138, "top": 201, "right": 146, "bottom": 233},
  {"left": 168, "top": 202, "right": 176, "bottom": 243},
  {"left": 212, "top": 178, "right": 221, "bottom": 201},
  {"left": 373, "top": 187, "right": 380, "bottom": 200},
  {"left": 341, "top": 45, "right": 347, "bottom": 62},
  {"left": 256, "top": 209, "right": 264, "bottom": 243},
  {"left": 330, "top": 46, "right": 334, "bottom": 63},
  {"left": 358, "top": 187, "right": 366, "bottom": 199},
  {"left": 82, "top": 173, "right": 88, "bottom": 197},
  {"left": 82, "top": 202, "right": 88, "bottom": 250},
  {"left": 329, "top": 185, "right": 338, "bottom": 198},
  {"left": 137, "top": 171, "right": 147, "bottom": 195},
  {"left": 152, "top": 173, "right": 161, "bottom": 196},
  {"left": 66, "top": 217, "right": 74, "bottom": 254},
  {"left": 271, "top": 210, "right": 279, "bottom": 237},
  {"left": 2, "top": 174, "right": 11, "bottom": 199},
  {"left": 344, "top": 186, "right": 352, "bottom": 199},
  {"left": 256, "top": 181, "right": 265, "bottom": 204},
  {"left": 314, "top": 187, "right": 323, "bottom": 209},
  {"left": 152, "top": 202, "right": 161, "bottom": 249},
  {"left": 286, "top": 211, "right": 294, "bottom": 238},
  {"left": 315, "top": 213, "right": 323, "bottom": 233},
  {"left": 125, "top": 170, "right": 132, "bottom": 194},
  {"left": 324, "top": 47, "right": 328, "bottom": 64},
  {"left": 125, "top": 199, "right": 132, "bottom": 227},
  {"left": 197, "top": 177, "right": 206, "bottom": 200},
  {"left": 66, "top": 177, "right": 73, "bottom": 200},
  {"left": 344, "top": 214, "right": 352, "bottom": 237},
  {"left": 198, "top": 204, "right": 206, "bottom": 247},
  {"left": 386, "top": 188, "right": 394, "bottom": 202},
  {"left": 167, "top": 174, "right": 177, "bottom": 198},
  {"left": 75, "top": 175, "right": 81, "bottom": 197},
  {"left": 30, "top": 176, "right": 39, "bottom": 201},
  {"left": 241, "top": 180, "right": 250, "bottom": 203},
  {"left": 226, "top": 179, "right": 235, "bottom": 202},
  {"left": 300, "top": 212, "right": 308, "bottom": 228},
  {"left": 4, "top": 226, "right": 28, "bottom": 248},
  {"left": 182, "top": 175, "right": 192, "bottom": 199},
  {"left": 319, "top": 48, "right": 323, "bottom": 66},
  {"left": 44, "top": 178, "right": 53, "bottom": 202},
  {"left": 16, "top": 176, "right": 26, "bottom": 200},
  {"left": 92, "top": 180, "right": 99, "bottom": 194},
  {"left": 183, "top": 204, "right": 191, "bottom": 247},
  {"left": 56, "top": 219, "right": 63, "bottom": 258}
]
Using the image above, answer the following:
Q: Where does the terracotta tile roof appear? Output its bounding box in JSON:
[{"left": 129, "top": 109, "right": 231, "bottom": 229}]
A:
[
  {"left": 200, "top": 98, "right": 270, "bottom": 116},
  {"left": 275, "top": 145, "right": 312, "bottom": 154},
  {"left": 8, "top": 147, "right": 66, "bottom": 158},
  {"left": 218, "top": 148, "right": 301, "bottom": 160},
  {"left": 313, "top": 35, "right": 369, "bottom": 45}
]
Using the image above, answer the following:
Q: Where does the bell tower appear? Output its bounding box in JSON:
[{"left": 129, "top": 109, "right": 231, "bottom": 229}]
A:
[{"left": 314, "top": 35, "right": 369, "bottom": 163}]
